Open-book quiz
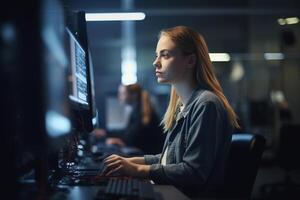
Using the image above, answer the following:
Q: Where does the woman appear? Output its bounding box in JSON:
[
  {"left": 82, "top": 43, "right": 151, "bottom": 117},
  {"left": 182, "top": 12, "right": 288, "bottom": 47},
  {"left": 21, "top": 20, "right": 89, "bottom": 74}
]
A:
[
  {"left": 106, "top": 83, "right": 164, "bottom": 154},
  {"left": 102, "top": 26, "right": 239, "bottom": 197}
]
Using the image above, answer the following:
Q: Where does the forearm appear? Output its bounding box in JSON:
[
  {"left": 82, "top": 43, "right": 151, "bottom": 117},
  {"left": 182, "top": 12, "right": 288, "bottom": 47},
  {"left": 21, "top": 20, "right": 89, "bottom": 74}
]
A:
[
  {"left": 129, "top": 157, "right": 150, "bottom": 179},
  {"left": 136, "top": 164, "right": 150, "bottom": 178},
  {"left": 128, "top": 156, "right": 145, "bottom": 164}
]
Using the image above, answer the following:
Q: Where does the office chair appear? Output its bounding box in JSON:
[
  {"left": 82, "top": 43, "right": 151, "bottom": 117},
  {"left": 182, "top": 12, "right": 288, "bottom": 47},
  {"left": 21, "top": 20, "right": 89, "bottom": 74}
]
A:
[
  {"left": 221, "top": 133, "right": 266, "bottom": 199},
  {"left": 260, "top": 123, "right": 300, "bottom": 198}
]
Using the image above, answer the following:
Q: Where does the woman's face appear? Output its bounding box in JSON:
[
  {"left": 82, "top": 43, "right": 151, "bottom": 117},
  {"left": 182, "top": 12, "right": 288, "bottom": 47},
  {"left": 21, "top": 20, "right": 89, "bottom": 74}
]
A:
[{"left": 153, "top": 35, "right": 190, "bottom": 84}]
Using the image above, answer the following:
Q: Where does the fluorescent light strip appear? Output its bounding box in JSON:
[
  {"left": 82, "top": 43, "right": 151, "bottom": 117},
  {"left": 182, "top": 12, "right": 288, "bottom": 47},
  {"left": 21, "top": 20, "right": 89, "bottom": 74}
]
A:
[
  {"left": 85, "top": 12, "right": 146, "bottom": 21},
  {"left": 278, "top": 18, "right": 286, "bottom": 25},
  {"left": 209, "top": 53, "right": 231, "bottom": 62},
  {"left": 264, "top": 53, "right": 284, "bottom": 60},
  {"left": 278, "top": 17, "right": 299, "bottom": 25},
  {"left": 286, "top": 17, "right": 299, "bottom": 25}
]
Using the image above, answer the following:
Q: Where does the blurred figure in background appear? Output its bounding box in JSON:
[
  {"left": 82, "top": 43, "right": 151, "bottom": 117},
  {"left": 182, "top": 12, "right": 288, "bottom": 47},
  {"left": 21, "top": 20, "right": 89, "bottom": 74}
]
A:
[{"left": 93, "top": 84, "right": 164, "bottom": 154}]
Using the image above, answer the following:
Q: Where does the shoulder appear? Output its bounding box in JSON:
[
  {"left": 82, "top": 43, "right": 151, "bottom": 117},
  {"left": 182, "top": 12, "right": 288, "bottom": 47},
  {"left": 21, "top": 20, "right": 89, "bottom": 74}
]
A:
[
  {"left": 187, "top": 90, "right": 230, "bottom": 128},
  {"left": 194, "top": 90, "right": 222, "bottom": 108},
  {"left": 187, "top": 90, "right": 228, "bottom": 121}
]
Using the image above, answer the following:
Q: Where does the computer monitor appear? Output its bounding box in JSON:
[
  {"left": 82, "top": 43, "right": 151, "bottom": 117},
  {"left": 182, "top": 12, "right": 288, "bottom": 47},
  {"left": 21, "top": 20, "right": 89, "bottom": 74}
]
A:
[
  {"left": 65, "top": 11, "right": 99, "bottom": 136},
  {"left": 65, "top": 27, "right": 97, "bottom": 136},
  {"left": 1, "top": 0, "right": 72, "bottom": 197},
  {"left": 66, "top": 28, "right": 89, "bottom": 107}
]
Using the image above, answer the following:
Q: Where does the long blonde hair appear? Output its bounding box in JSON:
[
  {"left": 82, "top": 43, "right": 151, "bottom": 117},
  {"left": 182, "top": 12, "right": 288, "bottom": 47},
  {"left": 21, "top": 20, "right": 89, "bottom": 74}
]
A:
[
  {"left": 125, "top": 84, "right": 154, "bottom": 125},
  {"left": 160, "top": 26, "right": 240, "bottom": 132}
]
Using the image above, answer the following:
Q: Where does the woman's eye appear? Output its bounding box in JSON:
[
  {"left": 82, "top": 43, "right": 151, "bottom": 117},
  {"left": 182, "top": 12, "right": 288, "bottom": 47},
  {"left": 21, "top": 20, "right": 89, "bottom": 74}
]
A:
[{"left": 161, "top": 53, "right": 169, "bottom": 58}]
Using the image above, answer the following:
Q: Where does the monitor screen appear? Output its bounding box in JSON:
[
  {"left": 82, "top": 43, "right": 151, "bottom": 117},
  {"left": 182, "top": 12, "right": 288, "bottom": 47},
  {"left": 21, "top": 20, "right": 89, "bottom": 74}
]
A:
[{"left": 66, "top": 28, "right": 89, "bottom": 107}]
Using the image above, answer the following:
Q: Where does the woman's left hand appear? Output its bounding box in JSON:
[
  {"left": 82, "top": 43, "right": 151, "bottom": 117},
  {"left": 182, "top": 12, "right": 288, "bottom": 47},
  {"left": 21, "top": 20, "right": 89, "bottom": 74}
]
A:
[{"left": 101, "top": 154, "right": 139, "bottom": 177}]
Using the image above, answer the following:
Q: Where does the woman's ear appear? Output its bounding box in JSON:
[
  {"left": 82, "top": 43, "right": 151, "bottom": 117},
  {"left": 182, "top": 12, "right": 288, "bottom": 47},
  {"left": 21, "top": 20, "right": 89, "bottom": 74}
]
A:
[{"left": 187, "top": 54, "right": 196, "bottom": 69}]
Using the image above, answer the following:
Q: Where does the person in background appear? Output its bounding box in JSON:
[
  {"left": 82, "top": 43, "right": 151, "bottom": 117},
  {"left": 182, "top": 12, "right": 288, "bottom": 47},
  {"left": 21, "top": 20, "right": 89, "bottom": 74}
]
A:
[
  {"left": 93, "top": 83, "right": 164, "bottom": 154},
  {"left": 101, "top": 26, "right": 240, "bottom": 198}
]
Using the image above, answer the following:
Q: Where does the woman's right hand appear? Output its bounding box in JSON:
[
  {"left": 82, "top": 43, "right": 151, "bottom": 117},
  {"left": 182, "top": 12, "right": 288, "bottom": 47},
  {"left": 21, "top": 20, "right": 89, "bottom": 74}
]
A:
[
  {"left": 101, "top": 154, "right": 137, "bottom": 177},
  {"left": 101, "top": 154, "right": 149, "bottom": 178}
]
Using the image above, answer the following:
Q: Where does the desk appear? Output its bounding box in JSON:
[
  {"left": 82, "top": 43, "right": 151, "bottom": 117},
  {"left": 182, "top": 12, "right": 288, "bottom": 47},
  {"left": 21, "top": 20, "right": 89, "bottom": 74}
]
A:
[
  {"left": 154, "top": 185, "right": 190, "bottom": 200},
  {"left": 65, "top": 185, "right": 191, "bottom": 200}
]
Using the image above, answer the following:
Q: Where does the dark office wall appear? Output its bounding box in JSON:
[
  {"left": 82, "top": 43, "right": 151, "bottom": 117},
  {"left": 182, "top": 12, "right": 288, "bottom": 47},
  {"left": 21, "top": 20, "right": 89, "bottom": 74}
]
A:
[
  {"left": 248, "top": 15, "right": 300, "bottom": 124},
  {"left": 281, "top": 26, "right": 300, "bottom": 123}
]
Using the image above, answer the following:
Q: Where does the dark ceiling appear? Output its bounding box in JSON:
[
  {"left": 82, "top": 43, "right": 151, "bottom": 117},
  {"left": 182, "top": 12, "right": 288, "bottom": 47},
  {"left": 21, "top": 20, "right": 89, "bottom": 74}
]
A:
[{"left": 65, "top": 0, "right": 299, "bottom": 71}]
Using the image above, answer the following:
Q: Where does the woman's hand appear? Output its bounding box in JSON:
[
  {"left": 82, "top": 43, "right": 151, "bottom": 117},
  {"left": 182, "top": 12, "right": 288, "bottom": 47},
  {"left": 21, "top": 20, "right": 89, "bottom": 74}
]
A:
[{"left": 102, "top": 154, "right": 150, "bottom": 178}]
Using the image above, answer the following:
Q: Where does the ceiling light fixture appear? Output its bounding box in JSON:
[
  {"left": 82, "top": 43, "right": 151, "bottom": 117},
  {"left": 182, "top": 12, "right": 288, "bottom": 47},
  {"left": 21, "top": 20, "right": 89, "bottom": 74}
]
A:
[
  {"left": 285, "top": 17, "right": 299, "bottom": 25},
  {"left": 278, "top": 17, "right": 299, "bottom": 25},
  {"left": 209, "top": 53, "right": 231, "bottom": 62},
  {"left": 264, "top": 53, "right": 284, "bottom": 60},
  {"left": 85, "top": 12, "right": 146, "bottom": 21}
]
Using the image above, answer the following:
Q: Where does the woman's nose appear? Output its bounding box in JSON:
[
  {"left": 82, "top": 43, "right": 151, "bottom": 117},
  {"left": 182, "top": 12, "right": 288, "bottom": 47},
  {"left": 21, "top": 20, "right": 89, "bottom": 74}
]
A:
[{"left": 153, "top": 57, "right": 160, "bottom": 68}]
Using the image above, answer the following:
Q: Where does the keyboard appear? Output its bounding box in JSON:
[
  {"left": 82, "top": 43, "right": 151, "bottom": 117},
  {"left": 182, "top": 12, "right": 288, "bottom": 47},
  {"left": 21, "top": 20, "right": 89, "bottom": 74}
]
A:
[
  {"left": 58, "top": 174, "right": 109, "bottom": 186},
  {"left": 97, "top": 177, "right": 156, "bottom": 200}
]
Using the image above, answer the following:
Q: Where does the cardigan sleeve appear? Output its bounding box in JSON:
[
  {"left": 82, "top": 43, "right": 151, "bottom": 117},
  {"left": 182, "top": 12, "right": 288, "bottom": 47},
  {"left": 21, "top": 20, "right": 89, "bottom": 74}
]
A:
[{"left": 144, "top": 154, "right": 161, "bottom": 165}]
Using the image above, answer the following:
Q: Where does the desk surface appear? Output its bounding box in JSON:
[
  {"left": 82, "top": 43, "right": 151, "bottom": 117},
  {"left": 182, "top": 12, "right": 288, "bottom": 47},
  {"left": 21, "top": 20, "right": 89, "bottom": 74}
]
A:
[
  {"left": 65, "top": 185, "right": 190, "bottom": 200},
  {"left": 154, "top": 185, "right": 190, "bottom": 200}
]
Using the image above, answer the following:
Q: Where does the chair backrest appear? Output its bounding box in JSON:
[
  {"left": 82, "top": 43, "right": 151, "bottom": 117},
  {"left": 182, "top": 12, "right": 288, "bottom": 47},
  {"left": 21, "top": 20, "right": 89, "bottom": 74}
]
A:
[{"left": 222, "top": 133, "right": 266, "bottom": 198}]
